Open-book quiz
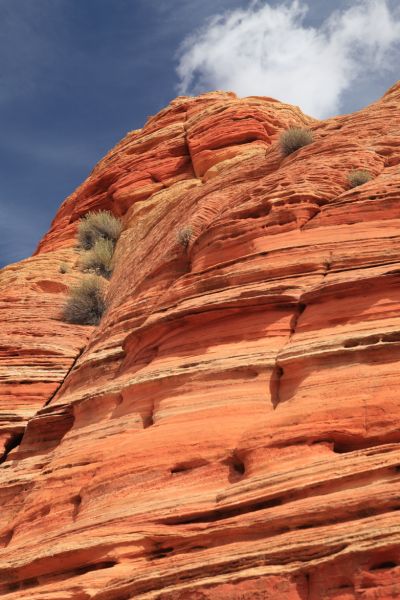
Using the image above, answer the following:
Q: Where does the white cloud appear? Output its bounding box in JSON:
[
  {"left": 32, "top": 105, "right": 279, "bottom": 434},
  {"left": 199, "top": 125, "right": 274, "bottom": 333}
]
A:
[{"left": 176, "top": 0, "right": 400, "bottom": 118}]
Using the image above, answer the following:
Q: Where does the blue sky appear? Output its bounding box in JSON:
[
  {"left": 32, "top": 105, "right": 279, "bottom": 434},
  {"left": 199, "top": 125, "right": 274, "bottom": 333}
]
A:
[{"left": 1, "top": 0, "right": 399, "bottom": 268}]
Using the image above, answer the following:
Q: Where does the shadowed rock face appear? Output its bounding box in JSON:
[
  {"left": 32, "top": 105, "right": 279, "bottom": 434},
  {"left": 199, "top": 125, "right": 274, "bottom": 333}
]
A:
[{"left": 1, "top": 84, "right": 400, "bottom": 598}]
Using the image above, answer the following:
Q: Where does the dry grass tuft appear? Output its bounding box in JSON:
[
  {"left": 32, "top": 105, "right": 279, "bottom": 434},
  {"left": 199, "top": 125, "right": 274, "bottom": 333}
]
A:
[
  {"left": 348, "top": 169, "right": 373, "bottom": 188},
  {"left": 279, "top": 127, "right": 313, "bottom": 156},
  {"left": 62, "top": 275, "right": 106, "bottom": 325},
  {"left": 79, "top": 238, "right": 114, "bottom": 279},
  {"left": 77, "top": 211, "right": 122, "bottom": 250},
  {"left": 177, "top": 226, "right": 193, "bottom": 249}
]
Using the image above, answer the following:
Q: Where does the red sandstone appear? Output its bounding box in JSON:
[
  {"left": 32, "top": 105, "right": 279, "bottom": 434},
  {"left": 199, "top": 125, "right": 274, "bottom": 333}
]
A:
[{"left": 1, "top": 84, "right": 400, "bottom": 598}]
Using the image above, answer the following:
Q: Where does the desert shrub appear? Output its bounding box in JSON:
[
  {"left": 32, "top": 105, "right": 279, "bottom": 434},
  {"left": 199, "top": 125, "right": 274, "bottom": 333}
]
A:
[
  {"left": 79, "top": 238, "right": 114, "bottom": 279},
  {"left": 347, "top": 169, "right": 372, "bottom": 188},
  {"left": 77, "top": 210, "right": 122, "bottom": 250},
  {"left": 59, "top": 262, "right": 69, "bottom": 274},
  {"left": 62, "top": 275, "right": 105, "bottom": 325},
  {"left": 177, "top": 226, "right": 193, "bottom": 249},
  {"left": 279, "top": 127, "right": 313, "bottom": 156}
]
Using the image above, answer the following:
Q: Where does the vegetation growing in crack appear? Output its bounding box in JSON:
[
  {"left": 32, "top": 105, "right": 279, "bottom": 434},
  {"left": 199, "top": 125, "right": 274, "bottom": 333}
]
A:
[
  {"left": 77, "top": 210, "right": 122, "bottom": 250},
  {"left": 59, "top": 262, "right": 69, "bottom": 274},
  {"left": 61, "top": 211, "right": 122, "bottom": 324},
  {"left": 62, "top": 275, "right": 106, "bottom": 325},
  {"left": 79, "top": 238, "right": 114, "bottom": 279},
  {"left": 76, "top": 210, "right": 122, "bottom": 279},
  {"left": 177, "top": 225, "right": 193, "bottom": 250},
  {"left": 348, "top": 169, "right": 373, "bottom": 188},
  {"left": 279, "top": 127, "right": 313, "bottom": 156}
]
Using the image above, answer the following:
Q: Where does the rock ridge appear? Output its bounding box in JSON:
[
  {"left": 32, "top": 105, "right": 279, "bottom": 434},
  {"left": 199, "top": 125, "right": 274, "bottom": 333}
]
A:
[{"left": 1, "top": 84, "right": 400, "bottom": 598}]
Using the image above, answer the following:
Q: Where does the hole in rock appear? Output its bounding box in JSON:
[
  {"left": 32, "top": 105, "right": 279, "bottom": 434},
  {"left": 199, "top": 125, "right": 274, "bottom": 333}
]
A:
[
  {"left": 343, "top": 339, "right": 360, "bottom": 348},
  {"left": 337, "top": 583, "right": 353, "bottom": 590},
  {"left": 224, "top": 452, "right": 246, "bottom": 483},
  {"left": 289, "top": 302, "right": 306, "bottom": 336},
  {"left": 241, "top": 206, "right": 272, "bottom": 219},
  {"left": 162, "top": 496, "right": 283, "bottom": 525},
  {"left": 73, "top": 560, "right": 117, "bottom": 575},
  {"left": 21, "top": 578, "right": 39, "bottom": 589},
  {"left": 0, "top": 432, "right": 24, "bottom": 464},
  {"left": 40, "top": 505, "right": 51, "bottom": 518},
  {"left": 143, "top": 414, "right": 154, "bottom": 428},
  {"left": 343, "top": 335, "right": 380, "bottom": 348},
  {"left": 149, "top": 546, "right": 174, "bottom": 560},
  {"left": 5, "top": 577, "right": 39, "bottom": 593},
  {"left": 71, "top": 494, "right": 82, "bottom": 520},
  {"left": 38, "top": 560, "right": 118, "bottom": 583},
  {"left": 171, "top": 459, "right": 208, "bottom": 475},
  {"left": 370, "top": 561, "right": 397, "bottom": 571},
  {"left": 298, "top": 301, "right": 306, "bottom": 315},
  {"left": 0, "top": 529, "right": 14, "bottom": 548},
  {"left": 187, "top": 546, "right": 207, "bottom": 553},
  {"left": 270, "top": 365, "right": 283, "bottom": 409},
  {"left": 383, "top": 332, "right": 400, "bottom": 343},
  {"left": 332, "top": 439, "right": 366, "bottom": 453},
  {"left": 232, "top": 459, "right": 245, "bottom": 476},
  {"left": 296, "top": 522, "right": 314, "bottom": 530},
  {"left": 171, "top": 464, "right": 189, "bottom": 475}
]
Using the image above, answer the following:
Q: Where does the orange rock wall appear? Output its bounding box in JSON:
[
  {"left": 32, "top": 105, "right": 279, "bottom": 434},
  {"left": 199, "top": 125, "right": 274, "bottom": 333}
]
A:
[{"left": 1, "top": 84, "right": 400, "bottom": 598}]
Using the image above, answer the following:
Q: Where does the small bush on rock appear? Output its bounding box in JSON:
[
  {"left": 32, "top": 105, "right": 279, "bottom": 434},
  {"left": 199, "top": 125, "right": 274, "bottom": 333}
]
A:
[
  {"left": 62, "top": 275, "right": 105, "bottom": 325},
  {"left": 279, "top": 127, "right": 313, "bottom": 156},
  {"left": 177, "top": 226, "right": 193, "bottom": 249},
  {"left": 59, "top": 262, "right": 69, "bottom": 274},
  {"left": 347, "top": 169, "right": 372, "bottom": 188},
  {"left": 77, "top": 211, "right": 122, "bottom": 250},
  {"left": 79, "top": 238, "right": 114, "bottom": 279}
]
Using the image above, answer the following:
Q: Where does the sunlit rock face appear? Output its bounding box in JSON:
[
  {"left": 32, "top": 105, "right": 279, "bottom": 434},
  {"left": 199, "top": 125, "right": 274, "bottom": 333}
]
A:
[{"left": 1, "top": 83, "right": 400, "bottom": 599}]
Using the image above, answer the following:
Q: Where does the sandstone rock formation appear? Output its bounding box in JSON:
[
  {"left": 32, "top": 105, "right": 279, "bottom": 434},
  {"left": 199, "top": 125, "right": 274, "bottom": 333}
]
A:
[{"left": 1, "top": 83, "right": 400, "bottom": 598}]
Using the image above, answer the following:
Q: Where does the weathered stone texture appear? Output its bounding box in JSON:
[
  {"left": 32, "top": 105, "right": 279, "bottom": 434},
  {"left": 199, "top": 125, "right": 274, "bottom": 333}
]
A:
[{"left": 1, "top": 84, "right": 400, "bottom": 598}]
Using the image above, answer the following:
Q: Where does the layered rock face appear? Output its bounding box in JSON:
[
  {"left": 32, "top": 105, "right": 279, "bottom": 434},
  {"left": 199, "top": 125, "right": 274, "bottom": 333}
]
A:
[{"left": 1, "top": 84, "right": 400, "bottom": 598}]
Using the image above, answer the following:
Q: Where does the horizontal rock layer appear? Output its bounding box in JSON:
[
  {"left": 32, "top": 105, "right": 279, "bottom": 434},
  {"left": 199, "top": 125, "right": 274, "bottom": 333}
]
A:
[{"left": 1, "top": 84, "right": 400, "bottom": 598}]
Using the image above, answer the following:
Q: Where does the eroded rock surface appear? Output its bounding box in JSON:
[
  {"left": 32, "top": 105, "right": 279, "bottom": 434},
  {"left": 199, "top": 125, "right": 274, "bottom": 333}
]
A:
[{"left": 1, "top": 85, "right": 400, "bottom": 598}]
